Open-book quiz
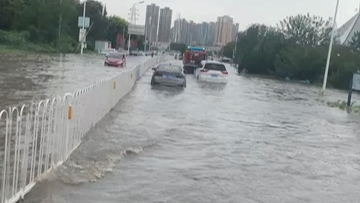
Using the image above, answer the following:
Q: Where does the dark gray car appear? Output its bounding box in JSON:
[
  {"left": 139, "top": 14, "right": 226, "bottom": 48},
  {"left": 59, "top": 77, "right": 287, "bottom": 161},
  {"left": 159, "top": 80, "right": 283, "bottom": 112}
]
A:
[{"left": 151, "top": 64, "right": 186, "bottom": 88}]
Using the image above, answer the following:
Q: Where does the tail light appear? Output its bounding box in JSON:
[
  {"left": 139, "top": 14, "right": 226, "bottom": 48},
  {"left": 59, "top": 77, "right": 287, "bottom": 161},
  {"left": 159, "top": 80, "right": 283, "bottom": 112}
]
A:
[
  {"left": 200, "top": 69, "right": 209, "bottom": 72},
  {"left": 222, "top": 71, "right": 228, "bottom": 74}
]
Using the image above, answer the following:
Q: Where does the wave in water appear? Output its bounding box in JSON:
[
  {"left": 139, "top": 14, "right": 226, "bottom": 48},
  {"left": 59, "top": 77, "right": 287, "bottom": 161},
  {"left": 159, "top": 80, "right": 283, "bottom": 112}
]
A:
[{"left": 36, "top": 142, "right": 159, "bottom": 185}]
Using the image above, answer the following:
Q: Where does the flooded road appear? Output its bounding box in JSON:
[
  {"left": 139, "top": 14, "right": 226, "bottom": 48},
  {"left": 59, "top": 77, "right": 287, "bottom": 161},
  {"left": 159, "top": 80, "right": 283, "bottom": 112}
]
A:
[
  {"left": 0, "top": 54, "right": 149, "bottom": 110},
  {"left": 24, "top": 60, "right": 360, "bottom": 203}
]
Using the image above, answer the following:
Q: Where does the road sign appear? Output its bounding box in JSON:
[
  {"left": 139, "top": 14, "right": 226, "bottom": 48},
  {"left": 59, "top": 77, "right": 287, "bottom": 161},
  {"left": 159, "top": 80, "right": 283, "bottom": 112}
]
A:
[
  {"left": 128, "top": 24, "right": 145, "bottom": 35},
  {"left": 79, "top": 28, "right": 86, "bottom": 42},
  {"left": 78, "top": 17, "right": 90, "bottom": 28},
  {"left": 352, "top": 72, "right": 360, "bottom": 91}
]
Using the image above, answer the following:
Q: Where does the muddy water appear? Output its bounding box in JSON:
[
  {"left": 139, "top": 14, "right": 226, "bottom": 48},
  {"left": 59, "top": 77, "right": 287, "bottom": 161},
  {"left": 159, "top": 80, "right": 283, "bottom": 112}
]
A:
[
  {"left": 22, "top": 60, "right": 360, "bottom": 203},
  {"left": 0, "top": 54, "right": 149, "bottom": 110}
]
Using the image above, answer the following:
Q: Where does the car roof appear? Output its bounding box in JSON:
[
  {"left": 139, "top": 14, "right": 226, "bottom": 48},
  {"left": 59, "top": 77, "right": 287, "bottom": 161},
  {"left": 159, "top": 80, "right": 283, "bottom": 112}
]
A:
[
  {"left": 157, "top": 65, "right": 182, "bottom": 72},
  {"left": 201, "top": 60, "right": 223, "bottom": 65},
  {"left": 108, "top": 52, "right": 121, "bottom": 56}
]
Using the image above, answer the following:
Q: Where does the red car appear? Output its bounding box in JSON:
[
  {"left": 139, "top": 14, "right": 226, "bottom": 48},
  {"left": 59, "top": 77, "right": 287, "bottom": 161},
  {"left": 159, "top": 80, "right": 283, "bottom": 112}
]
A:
[{"left": 104, "top": 52, "right": 125, "bottom": 67}]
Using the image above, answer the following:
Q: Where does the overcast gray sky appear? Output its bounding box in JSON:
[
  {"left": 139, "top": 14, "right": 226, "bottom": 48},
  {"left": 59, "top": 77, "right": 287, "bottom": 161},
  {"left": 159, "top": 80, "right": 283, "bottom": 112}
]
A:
[{"left": 102, "top": 0, "right": 360, "bottom": 30}]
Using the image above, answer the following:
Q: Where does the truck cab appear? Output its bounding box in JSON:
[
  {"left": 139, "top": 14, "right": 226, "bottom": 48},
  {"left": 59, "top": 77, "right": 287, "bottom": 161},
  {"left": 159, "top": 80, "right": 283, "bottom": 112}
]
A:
[{"left": 183, "top": 46, "right": 207, "bottom": 74}]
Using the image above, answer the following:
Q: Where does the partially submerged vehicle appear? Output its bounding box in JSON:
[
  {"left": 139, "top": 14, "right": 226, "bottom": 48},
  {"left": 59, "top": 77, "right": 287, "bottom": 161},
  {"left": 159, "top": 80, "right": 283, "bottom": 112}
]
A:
[
  {"left": 104, "top": 52, "right": 125, "bottom": 67},
  {"left": 183, "top": 46, "right": 207, "bottom": 74},
  {"left": 195, "top": 60, "right": 228, "bottom": 84},
  {"left": 151, "top": 64, "right": 186, "bottom": 88}
]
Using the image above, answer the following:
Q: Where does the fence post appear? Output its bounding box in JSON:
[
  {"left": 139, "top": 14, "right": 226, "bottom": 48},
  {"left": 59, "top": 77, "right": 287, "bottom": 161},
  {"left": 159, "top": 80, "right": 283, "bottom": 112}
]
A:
[
  {"left": 0, "top": 56, "right": 172, "bottom": 203},
  {"left": 63, "top": 93, "right": 73, "bottom": 160},
  {"left": 1, "top": 110, "right": 9, "bottom": 203}
]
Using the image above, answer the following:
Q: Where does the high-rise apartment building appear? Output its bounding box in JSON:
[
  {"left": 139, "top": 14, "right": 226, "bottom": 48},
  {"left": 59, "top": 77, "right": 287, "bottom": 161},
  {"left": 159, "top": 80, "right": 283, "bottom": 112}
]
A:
[
  {"left": 194, "top": 23, "right": 202, "bottom": 44},
  {"left": 171, "top": 18, "right": 220, "bottom": 46},
  {"left": 145, "top": 4, "right": 160, "bottom": 43},
  {"left": 172, "top": 18, "right": 181, "bottom": 42},
  {"left": 179, "top": 19, "right": 189, "bottom": 44},
  {"left": 200, "top": 22, "right": 210, "bottom": 45},
  {"left": 233, "top": 23, "right": 239, "bottom": 40},
  {"left": 207, "top": 22, "right": 217, "bottom": 45},
  {"left": 188, "top": 21, "right": 196, "bottom": 45},
  {"left": 216, "top": 15, "right": 235, "bottom": 45},
  {"left": 158, "top": 7, "right": 172, "bottom": 42}
]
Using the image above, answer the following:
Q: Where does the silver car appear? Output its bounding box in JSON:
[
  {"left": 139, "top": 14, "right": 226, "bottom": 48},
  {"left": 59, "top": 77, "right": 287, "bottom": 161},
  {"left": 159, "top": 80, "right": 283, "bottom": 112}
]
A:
[{"left": 151, "top": 64, "right": 186, "bottom": 88}]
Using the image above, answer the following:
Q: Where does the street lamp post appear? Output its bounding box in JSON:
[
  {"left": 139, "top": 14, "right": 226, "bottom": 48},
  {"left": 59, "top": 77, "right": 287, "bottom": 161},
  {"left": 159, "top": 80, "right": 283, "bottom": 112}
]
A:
[
  {"left": 321, "top": 0, "right": 340, "bottom": 95},
  {"left": 233, "top": 33, "right": 238, "bottom": 60},
  {"left": 145, "top": 16, "right": 151, "bottom": 52},
  {"left": 128, "top": 1, "right": 144, "bottom": 53},
  {"left": 80, "top": 0, "right": 86, "bottom": 55}
]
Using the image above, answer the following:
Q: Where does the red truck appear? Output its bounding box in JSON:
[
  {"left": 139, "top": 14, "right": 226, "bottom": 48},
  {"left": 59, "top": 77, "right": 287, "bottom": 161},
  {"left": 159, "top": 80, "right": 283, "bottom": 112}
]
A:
[{"left": 183, "top": 46, "right": 207, "bottom": 74}]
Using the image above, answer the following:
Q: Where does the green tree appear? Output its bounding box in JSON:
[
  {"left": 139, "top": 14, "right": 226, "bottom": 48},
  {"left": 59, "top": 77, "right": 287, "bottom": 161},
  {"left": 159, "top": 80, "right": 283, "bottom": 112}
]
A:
[
  {"left": 170, "top": 43, "right": 187, "bottom": 54},
  {"left": 221, "top": 41, "right": 235, "bottom": 58},
  {"left": 327, "top": 45, "right": 360, "bottom": 89},
  {"left": 235, "top": 24, "right": 283, "bottom": 74},
  {"left": 349, "top": 31, "right": 360, "bottom": 51},
  {"left": 278, "top": 13, "right": 332, "bottom": 46},
  {"left": 274, "top": 46, "right": 325, "bottom": 81},
  {"left": 78, "top": 0, "right": 108, "bottom": 43},
  {"left": 106, "top": 15, "right": 127, "bottom": 48},
  {"left": 0, "top": 0, "right": 13, "bottom": 30}
]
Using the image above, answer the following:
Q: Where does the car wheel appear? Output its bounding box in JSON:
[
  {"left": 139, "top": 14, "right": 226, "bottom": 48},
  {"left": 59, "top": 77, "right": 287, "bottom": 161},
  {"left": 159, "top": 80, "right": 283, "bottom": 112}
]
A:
[{"left": 151, "top": 77, "right": 156, "bottom": 86}]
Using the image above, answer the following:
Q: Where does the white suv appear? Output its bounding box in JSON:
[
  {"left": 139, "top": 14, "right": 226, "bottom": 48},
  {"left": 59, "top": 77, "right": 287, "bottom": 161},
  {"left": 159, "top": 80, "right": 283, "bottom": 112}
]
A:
[{"left": 195, "top": 60, "right": 228, "bottom": 84}]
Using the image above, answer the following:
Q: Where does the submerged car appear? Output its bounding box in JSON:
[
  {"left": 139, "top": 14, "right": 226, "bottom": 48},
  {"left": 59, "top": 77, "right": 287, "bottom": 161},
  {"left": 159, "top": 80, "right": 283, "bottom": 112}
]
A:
[
  {"left": 104, "top": 52, "right": 125, "bottom": 67},
  {"left": 151, "top": 64, "right": 186, "bottom": 88},
  {"left": 195, "top": 60, "right": 228, "bottom": 84}
]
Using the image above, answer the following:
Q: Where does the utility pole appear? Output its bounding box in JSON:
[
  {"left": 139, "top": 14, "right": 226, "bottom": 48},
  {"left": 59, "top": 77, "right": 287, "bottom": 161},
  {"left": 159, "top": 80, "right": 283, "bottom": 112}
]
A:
[
  {"left": 321, "top": 0, "right": 340, "bottom": 95},
  {"left": 102, "top": 3, "right": 105, "bottom": 16},
  {"left": 233, "top": 33, "right": 238, "bottom": 60},
  {"left": 128, "top": 1, "right": 144, "bottom": 53},
  {"left": 122, "top": 27, "right": 125, "bottom": 49},
  {"left": 80, "top": 0, "right": 86, "bottom": 55},
  {"left": 58, "top": 0, "right": 63, "bottom": 39},
  {"left": 145, "top": 16, "right": 151, "bottom": 51},
  {"left": 189, "top": 34, "right": 192, "bottom": 47}
]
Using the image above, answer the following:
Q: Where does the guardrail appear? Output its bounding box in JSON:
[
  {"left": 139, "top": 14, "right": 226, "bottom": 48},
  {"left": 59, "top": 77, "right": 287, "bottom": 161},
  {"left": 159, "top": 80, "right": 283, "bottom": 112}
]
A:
[{"left": 0, "top": 55, "right": 169, "bottom": 203}]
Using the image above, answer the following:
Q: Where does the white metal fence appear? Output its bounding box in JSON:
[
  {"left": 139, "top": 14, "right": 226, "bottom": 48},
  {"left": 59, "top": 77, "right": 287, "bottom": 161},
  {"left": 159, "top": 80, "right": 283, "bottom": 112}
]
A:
[{"left": 0, "top": 55, "right": 169, "bottom": 203}]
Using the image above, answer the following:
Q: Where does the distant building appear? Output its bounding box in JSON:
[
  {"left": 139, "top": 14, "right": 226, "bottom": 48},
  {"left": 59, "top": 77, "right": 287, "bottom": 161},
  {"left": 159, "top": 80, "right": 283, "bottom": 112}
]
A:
[
  {"left": 336, "top": 12, "right": 360, "bottom": 45},
  {"left": 194, "top": 23, "right": 202, "bottom": 44},
  {"left": 216, "top": 15, "right": 236, "bottom": 45},
  {"left": 207, "top": 22, "right": 217, "bottom": 45},
  {"left": 180, "top": 19, "right": 189, "bottom": 44},
  {"left": 145, "top": 4, "right": 160, "bottom": 43},
  {"left": 172, "top": 18, "right": 182, "bottom": 42},
  {"left": 233, "top": 23, "right": 239, "bottom": 40},
  {"left": 171, "top": 18, "right": 218, "bottom": 46},
  {"left": 201, "top": 22, "right": 210, "bottom": 45},
  {"left": 188, "top": 21, "right": 196, "bottom": 45},
  {"left": 158, "top": 7, "right": 172, "bottom": 42}
]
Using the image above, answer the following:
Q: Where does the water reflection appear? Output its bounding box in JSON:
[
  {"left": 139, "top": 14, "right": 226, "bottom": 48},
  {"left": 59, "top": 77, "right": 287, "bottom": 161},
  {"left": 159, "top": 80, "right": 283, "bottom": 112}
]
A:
[
  {"left": 22, "top": 60, "right": 360, "bottom": 203},
  {"left": 198, "top": 82, "right": 227, "bottom": 93},
  {"left": 151, "top": 85, "right": 184, "bottom": 97},
  {"left": 0, "top": 54, "right": 150, "bottom": 110}
]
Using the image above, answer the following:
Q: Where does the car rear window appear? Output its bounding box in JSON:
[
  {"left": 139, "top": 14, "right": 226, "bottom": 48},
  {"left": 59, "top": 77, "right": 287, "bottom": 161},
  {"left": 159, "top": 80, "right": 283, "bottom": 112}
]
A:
[
  {"left": 108, "top": 53, "right": 122, "bottom": 58},
  {"left": 158, "top": 66, "right": 182, "bottom": 72},
  {"left": 204, "top": 63, "right": 226, "bottom": 71}
]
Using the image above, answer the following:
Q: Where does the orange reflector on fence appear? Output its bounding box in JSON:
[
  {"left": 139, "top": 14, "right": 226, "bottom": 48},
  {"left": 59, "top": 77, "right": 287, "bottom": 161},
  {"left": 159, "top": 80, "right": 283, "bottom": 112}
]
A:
[
  {"left": 68, "top": 106, "right": 73, "bottom": 119},
  {"left": 114, "top": 82, "right": 117, "bottom": 89}
]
